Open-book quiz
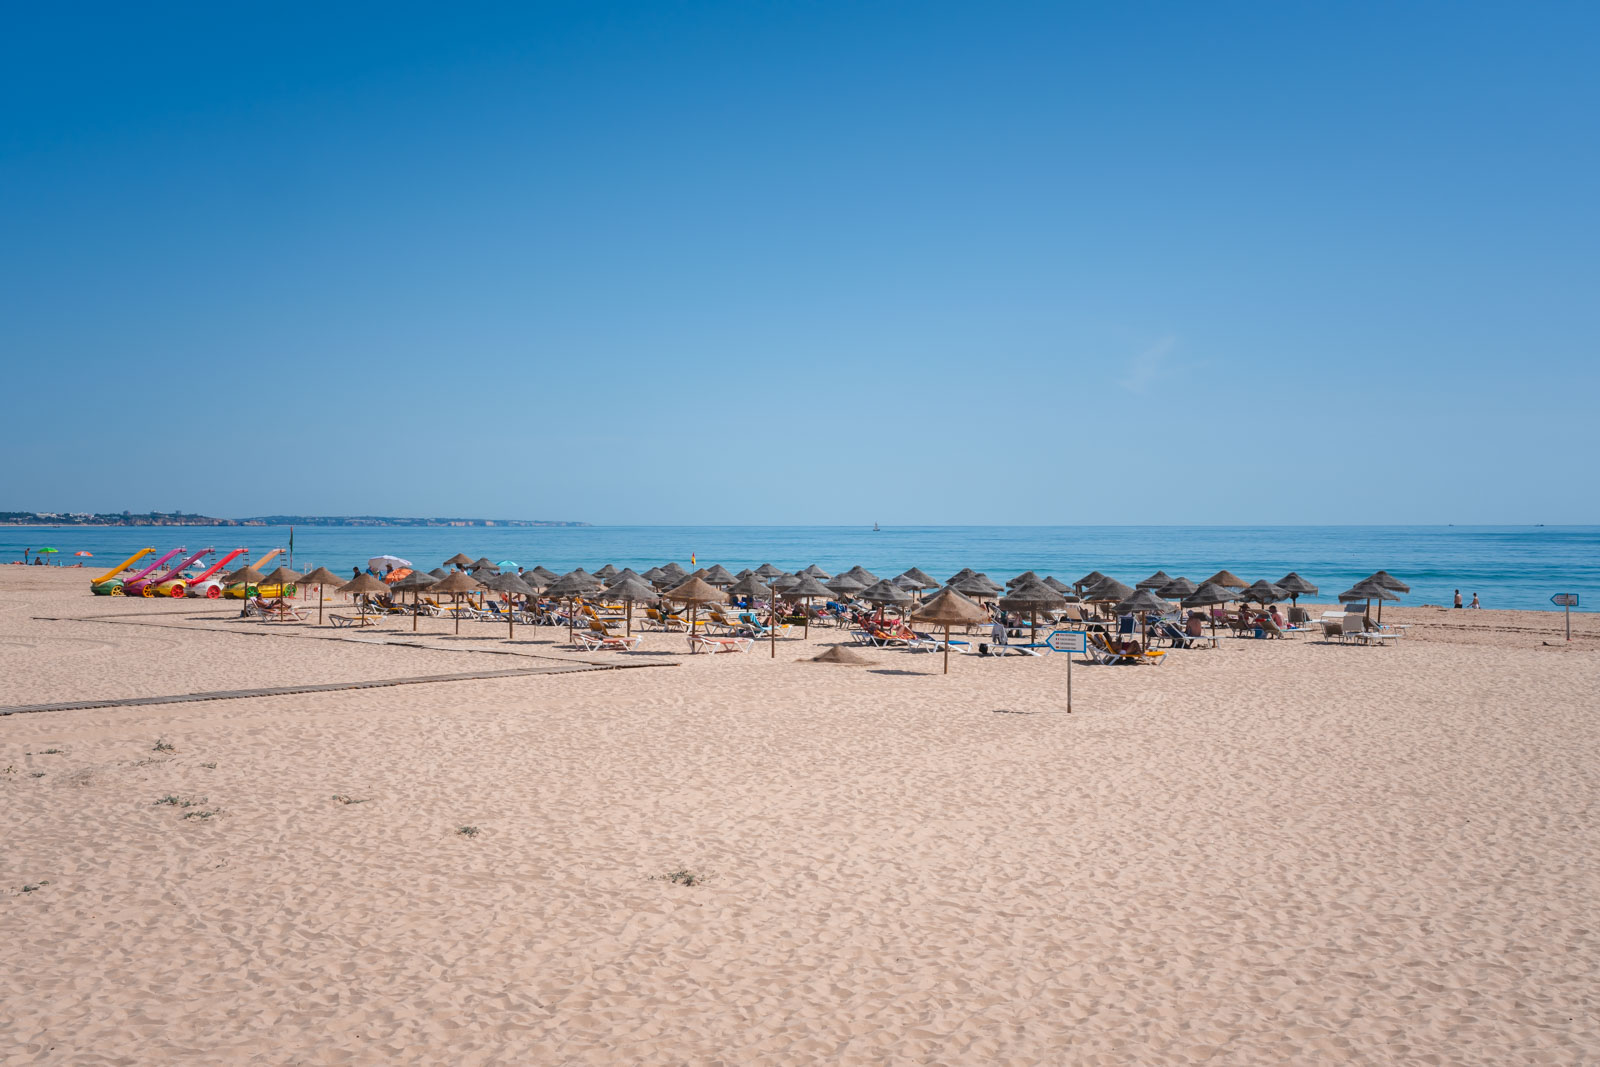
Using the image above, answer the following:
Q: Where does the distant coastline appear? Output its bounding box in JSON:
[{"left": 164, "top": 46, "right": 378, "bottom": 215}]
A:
[{"left": 0, "top": 511, "right": 587, "bottom": 528}]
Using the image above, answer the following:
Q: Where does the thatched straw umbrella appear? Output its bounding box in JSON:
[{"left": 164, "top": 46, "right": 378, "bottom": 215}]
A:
[
  {"left": 1073, "top": 570, "right": 1108, "bottom": 596},
  {"left": 593, "top": 564, "right": 619, "bottom": 582},
  {"left": 1115, "top": 587, "right": 1171, "bottom": 649},
  {"left": 297, "top": 567, "right": 344, "bottom": 625},
  {"left": 912, "top": 587, "right": 989, "bottom": 674},
  {"left": 445, "top": 552, "right": 474, "bottom": 568},
  {"left": 659, "top": 562, "right": 688, "bottom": 580},
  {"left": 337, "top": 572, "right": 389, "bottom": 624},
  {"left": 1042, "top": 575, "right": 1075, "bottom": 597},
  {"left": 801, "top": 564, "right": 831, "bottom": 579},
  {"left": 948, "top": 567, "right": 980, "bottom": 585},
  {"left": 482, "top": 572, "right": 536, "bottom": 639},
  {"left": 602, "top": 573, "right": 658, "bottom": 636},
  {"left": 1000, "top": 578, "right": 1068, "bottom": 644},
  {"left": 1341, "top": 579, "right": 1398, "bottom": 623},
  {"left": 783, "top": 574, "right": 832, "bottom": 638},
  {"left": 227, "top": 565, "right": 266, "bottom": 617},
  {"left": 393, "top": 569, "right": 439, "bottom": 632},
  {"left": 255, "top": 566, "right": 303, "bottom": 621},
  {"left": 524, "top": 565, "right": 557, "bottom": 585},
  {"left": 950, "top": 575, "right": 996, "bottom": 601},
  {"left": 1182, "top": 581, "right": 1233, "bottom": 636},
  {"left": 1203, "top": 569, "right": 1248, "bottom": 591},
  {"left": 969, "top": 574, "right": 1003, "bottom": 596},
  {"left": 1084, "top": 577, "right": 1134, "bottom": 618},
  {"left": 1006, "top": 570, "right": 1041, "bottom": 589},
  {"left": 701, "top": 564, "right": 737, "bottom": 587},
  {"left": 1275, "top": 572, "right": 1318, "bottom": 609},
  {"left": 429, "top": 567, "right": 449, "bottom": 579},
  {"left": 1238, "top": 580, "right": 1286, "bottom": 606},
  {"left": 641, "top": 566, "right": 670, "bottom": 586},
  {"left": 469, "top": 557, "right": 497, "bottom": 574},
  {"left": 859, "top": 579, "right": 911, "bottom": 630},
  {"left": 754, "top": 563, "right": 786, "bottom": 580},
  {"left": 545, "top": 570, "right": 600, "bottom": 643},
  {"left": 1365, "top": 571, "right": 1408, "bottom": 622},
  {"left": 1137, "top": 570, "right": 1173, "bottom": 591},
  {"left": 1157, "top": 577, "right": 1197, "bottom": 602},
  {"left": 898, "top": 567, "right": 939, "bottom": 591},
  {"left": 825, "top": 573, "right": 866, "bottom": 600},
  {"left": 663, "top": 575, "right": 728, "bottom": 641},
  {"left": 430, "top": 571, "right": 484, "bottom": 635}
]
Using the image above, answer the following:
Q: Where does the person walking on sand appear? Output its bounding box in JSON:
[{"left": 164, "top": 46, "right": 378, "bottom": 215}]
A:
[
  {"left": 1470, "top": 593, "right": 1481, "bottom": 609},
  {"left": 1454, "top": 589, "right": 1463, "bottom": 609}
]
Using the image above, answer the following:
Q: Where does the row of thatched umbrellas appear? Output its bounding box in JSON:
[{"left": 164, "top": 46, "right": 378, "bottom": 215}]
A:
[{"left": 219, "top": 554, "right": 1408, "bottom": 670}]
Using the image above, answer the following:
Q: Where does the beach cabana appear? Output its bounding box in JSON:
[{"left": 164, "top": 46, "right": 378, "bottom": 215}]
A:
[
  {"left": 482, "top": 572, "right": 536, "bottom": 639},
  {"left": 1000, "top": 578, "right": 1068, "bottom": 643},
  {"left": 297, "top": 567, "right": 344, "bottom": 625},
  {"left": 394, "top": 569, "right": 439, "bottom": 632},
  {"left": 431, "top": 571, "right": 484, "bottom": 635},
  {"left": 911, "top": 587, "right": 990, "bottom": 674},
  {"left": 782, "top": 574, "right": 833, "bottom": 638},
  {"left": 663, "top": 575, "right": 728, "bottom": 641},
  {"left": 337, "top": 572, "right": 389, "bottom": 625},
  {"left": 601, "top": 573, "right": 658, "bottom": 636}
]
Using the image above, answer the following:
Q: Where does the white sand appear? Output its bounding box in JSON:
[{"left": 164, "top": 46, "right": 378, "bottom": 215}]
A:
[{"left": 3, "top": 567, "right": 1597, "bottom": 1063}]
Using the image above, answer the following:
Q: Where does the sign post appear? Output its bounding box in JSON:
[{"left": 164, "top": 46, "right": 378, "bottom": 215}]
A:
[
  {"left": 1047, "top": 630, "right": 1089, "bottom": 712},
  {"left": 1551, "top": 593, "right": 1579, "bottom": 640}
]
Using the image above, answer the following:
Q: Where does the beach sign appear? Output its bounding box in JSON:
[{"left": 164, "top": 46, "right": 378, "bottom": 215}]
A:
[
  {"left": 1047, "top": 630, "right": 1088, "bottom": 713},
  {"left": 1046, "top": 630, "right": 1088, "bottom": 653},
  {"left": 1552, "top": 593, "right": 1578, "bottom": 640}
]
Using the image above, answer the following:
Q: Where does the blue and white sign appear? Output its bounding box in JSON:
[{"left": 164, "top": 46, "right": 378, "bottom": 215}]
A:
[
  {"left": 1551, "top": 593, "right": 1579, "bottom": 607},
  {"left": 1047, "top": 630, "right": 1088, "bottom": 653}
]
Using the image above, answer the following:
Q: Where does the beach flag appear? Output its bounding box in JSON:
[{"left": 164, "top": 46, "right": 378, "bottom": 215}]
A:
[{"left": 690, "top": 553, "right": 696, "bottom": 566}]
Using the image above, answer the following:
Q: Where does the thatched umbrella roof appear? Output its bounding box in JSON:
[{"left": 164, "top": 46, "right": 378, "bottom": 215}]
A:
[
  {"left": 392, "top": 570, "right": 438, "bottom": 590},
  {"left": 733, "top": 568, "right": 753, "bottom": 580},
  {"left": 260, "top": 566, "right": 303, "bottom": 587},
  {"left": 1074, "top": 570, "right": 1108, "bottom": 590},
  {"left": 1006, "top": 570, "right": 1041, "bottom": 588},
  {"left": 801, "top": 564, "right": 831, "bottom": 579},
  {"left": 608, "top": 567, "right": 644, "bottom": 583},
  {"left": 444, "top": 553, "right": 474, "bottom": 567},
  {"left": 754, "top": 563, "right": 786, "bottom": 579},
  {"left": 1137, "top": 570, "right": 1173, "bottom": 590},
  {"left": 664, "top": 575, "right": 728, "bottom": 605},
  {"left": 808, "top": 646, "right": 874, "bottom": 665},
  {"left": 897, "top": 567, "right": 939, "bottom": 590},
  {"left": 593, "top": 564, "right": 619, "bottom": 581},
  {"left": 1000, "top": 579, "right": 1068, "bottom": 611},
  {"left": 1276, "top": 572, "right": 1318, "bottom": 596},
  {"left": 969, "top": 573, "right": 1003, "bottom": 595},
  {"left": 912, "top": 588, "right": 989, "bottom": 626},
  {"left": 894, "top": 574, "right": 922, "bottom": 591},
  {"left": 432, "top": 571, "right": 484, "bottom": 595},
  {"left": 1042, "top": 575, "right": 1074, "bottom": 596},
  {"left": 659, "top": 562, "right": 688, "bottom": 578},
  {"left": 859, "top": 579, "right": 911, "bottom": 604},
  {"left": 1204, "top": 569, "right": 1249, "bottom": 590},
  {"left": 950, "top": 575, "right": 997, "bottom": 598},
  {"left": 1238, "top": 580, "right": 1286, "bottom": 604},
  {"left": 545, "top": 571, "right": 598, "bottom": 597},
  {"left": 298, "top": 567, "right": 344, "bottom": 587},
  {"left": 784, "top": 574, "right": 833, "bottom": 599},
  {"left": 948, "top": 567, "right": 979, "bottom": 585},
  {"left": 1340, "top": 580, "right": 1398, "bottom": 603},
  {"left": 1157, "top": 577, "right": 1198, "bottom": 600},
  {"left": 469, "top": 557, "right": 497, "bottom": 572},
  {"left": 726, "top": 574, "right": 772, "bottom": 598},
  {"left": 602, "top": 574, "right": 658, "bottom": 603},
  {"left": 825, "top": 574, "right": 866, "bottom": 595},
  {"left": 701, "top": 564, "right": 738, "bottom": 587},
  {"left": 842, "top": 565, "right": 880, "bottom": 586},
  {"left": 526, "top": 565, "right": 559, "bottom": 584},
  {"left": 1084, "top": 577, "right": 1134, "bottom": 602},
  {"left": 338, "top": 572, "right": 388, "bottom": 596},
  {"left": 226, "top": 565, "right": 265, "bottom": 586},
  {"left": 428, "top": 567, "right": 450, "bottom": 579},
  {"left": 640, "top": 566, "right": 669, "bottom": 584},
  {"left": 1116, "top": 588, "right": 1171, "bottom": 614},
  {"left": 483, "top": 572, "right": 536, "bottom": 597},
  {"left": 1367, "top": 570, "right": 1410, "bottom": 593},
  {"left": 769, "top": 573, "right": 801, "bottom": 592},
  {"left": 1182, "top": 581, "right": 1233, "bottom": 608}
]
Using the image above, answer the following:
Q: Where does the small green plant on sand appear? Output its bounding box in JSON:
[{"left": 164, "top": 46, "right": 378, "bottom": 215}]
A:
[
  {"left": 201, "top": 762, "right": 217, "bottom": 769},
  {"left": 152, "top": 738, "right": 175, "bottom": 753},
  {"left": 41, "top": 749, "right": 63, "bottom": 755},
  {"left": 457, "top": 825, "right": 480, "bottom": 838},
  {"left": 332, "top": 795, "right": 369, "bottom": 805},
  {"left": 183, "top": 809, "right": 218, "bottom": 820},
  {"left": 657, "top": 868, "right": 704, "bottom": 887},
  {"left": 155, "top": 795, "right": 182, "bottom": 806}
]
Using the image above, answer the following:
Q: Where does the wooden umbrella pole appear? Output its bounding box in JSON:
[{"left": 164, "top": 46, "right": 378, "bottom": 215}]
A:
[
  {"left": 770, "top": 593, "right": 776, "bottom": 658},
  {"left": 454, "top": 593, "right": 461, "bottom": 635},
  {"left": 508, "top": 594, "right": 514, "bottom": 641},
  {"left": 944, "top": 624, "right": 951, "bottom": 674},
  {"left": 318, "top": 586, "right": 324, "bottom": 626},
  {"left": 413, "top": 588, "right": 419, "bottom": 631}
]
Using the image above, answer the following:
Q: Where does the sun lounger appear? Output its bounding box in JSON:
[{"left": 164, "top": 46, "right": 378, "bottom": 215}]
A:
[
  {"left": 573, "top": 630, "right": 642, "bottom": 652},
  {"left": 1089, "top": 632, "right": 1166, "bottom": 665},
  {"left": 688, "top": 634, "right": 753, "bottom": 654}
]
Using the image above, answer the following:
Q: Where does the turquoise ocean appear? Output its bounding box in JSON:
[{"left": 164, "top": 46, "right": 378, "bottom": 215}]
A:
[{"left": 5, "top": 525, "right": 1594, "bottom": 613}]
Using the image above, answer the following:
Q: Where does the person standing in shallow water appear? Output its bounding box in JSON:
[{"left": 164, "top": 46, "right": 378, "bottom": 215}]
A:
[
  {"left": 1454, "top": 589, "right": 1463, "bottom": 609},
  {"left": 1470, "top": 593, "right": 1481, "bottom": 609}
]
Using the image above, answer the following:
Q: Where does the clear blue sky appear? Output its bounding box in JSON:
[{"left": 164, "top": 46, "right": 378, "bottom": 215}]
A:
[{"left": 4, "top": 3, "right": 1596, "bottom": 524}]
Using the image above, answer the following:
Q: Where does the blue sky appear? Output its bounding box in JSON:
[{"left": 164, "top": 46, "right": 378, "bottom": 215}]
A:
[{"left": 4, "top": 2, "right": 1597, "bottom": 524}]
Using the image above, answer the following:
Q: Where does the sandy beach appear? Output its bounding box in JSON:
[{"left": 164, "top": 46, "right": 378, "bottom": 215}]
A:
[{"left": 3, "top": 566, "right": 1597, "bottom": 1064}]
